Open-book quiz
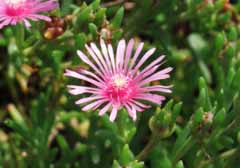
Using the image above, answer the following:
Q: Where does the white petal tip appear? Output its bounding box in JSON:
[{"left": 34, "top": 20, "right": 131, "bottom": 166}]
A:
[
  {"left": 132, "top": 116, "right": 137, "bottom": 122},
  {"left": 109, "top": 118, "right": 115, "bottom": 122},
  {"left": 98, "top": 113, "right": 104, "bottom": 116}
]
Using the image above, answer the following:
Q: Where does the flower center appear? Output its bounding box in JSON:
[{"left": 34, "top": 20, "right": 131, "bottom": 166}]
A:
[
  {"left": 5, "top": 0, "right": 28, "bottom": 16},
  {"left": 103, "top": 74, "right": 137, "bottom": 104},
  {"left": 5, "top": 0, "right": 26, "bottom": 6},
  {"left": 113, "top": 75, "right": 127, "bottom": 88}
]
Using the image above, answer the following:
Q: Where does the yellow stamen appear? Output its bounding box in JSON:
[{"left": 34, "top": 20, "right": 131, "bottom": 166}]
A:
[
  {"left": 113, "top": 75, "right": 127, "bottom": 88},
  {"left": 6, "top": 0, "right": 25, "bottom": 6}
]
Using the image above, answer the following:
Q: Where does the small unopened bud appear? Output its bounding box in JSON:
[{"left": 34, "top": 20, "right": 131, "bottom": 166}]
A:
[
  {"left": 52, "top": 17, "right": 65, "bottom": 27},
  {"left": 124, "top": 2, "right": 136, "bottom": 10},
  {"left": 203, "top": 112, "right": 214, "bottom": 124},
  {"left": 21, "top": 151, "right": 28, "bottom": 158},
  {"left": 44, "top": 27, "right": 55, "bottom": 40},
  {"left": 0, "top": 131, "right": 8, "bottom": 142},
  {"left": 64, "top": 14, "right": 74, "bottom": 23},
  {"left": 149, "top": 110, "right": 174, "bottom": 138},
  {"left": 55, "top": 27, "right": 64, "bottom": 36},
  {"left": 70, "top": 118, "right": 79, "bottom": 128},
  {"left": 44, "top": 16, "right": 65, "bottom": 40},
  {"left": 223, "top": 0, "right": 232, "bottom": 11},
  {"left": 100, "top": 28, "right": 112, "bottom": 42}
]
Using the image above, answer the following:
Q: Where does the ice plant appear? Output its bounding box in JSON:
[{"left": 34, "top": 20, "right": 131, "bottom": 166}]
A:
[
  {"left": 65, "top": 39, "right": 172, "bottom": 122},
  {"left": 0, "top": 0, "right": 58, "bottom": 29}
]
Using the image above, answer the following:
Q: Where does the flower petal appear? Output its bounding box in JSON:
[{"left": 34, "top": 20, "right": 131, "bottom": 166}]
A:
[
  {"left": 77, "top": 50, "right": 105, "bottom": 77},
  {"left": 100, "top": 39, "right": 113, "bottom": 74},
  {"left": 116, "top": 39, "right": 126, "bottom": 72},
  {"left": 0, "top": 18, "right": 12, "bottom": 29},
  {"left": 130, "top": 100, "right": 151, "bottom": 109},
  {"left": 139, "top": 55, "right": 165, "bottom": 75},
  {"left": 90, "top": 42, "right": 110, "bottom": 74},
  {"left": 140, "top": 85, "right": 173, "bottom": 93},
  {"left": 125, "top": 103, "right": 137, "bottom": 121},
  {"left": 67, "top": 85, "right": 100, "bottom": 95},
  {"left": 134, "top": 94, "right": 166, "bottom": 104},
  {"left": 124, "top": 39, "right": 134, "bottom": 73},
  {"left": 85, "top": 44, "right": 108, "bottom": 76},
  {"left": 98, "top": 103, "right": 111, "bottom": 116},
  {"left": 128, "top": 42, "right": 144, "bottom": 73},
  {"left": 64, "top": 69, "right": 104, "bottom": 88},
  {"left": 134, "top": 65, "right": 160, "bottom": 82},
  {"left": 138, "top": 67, "right": 173, "bottom": 86},
  {"left": 78, "top": 69, "right": 104, "bottom": 83},
  {"left": 109, "top": 106, "right": 118, "bottom": 122},
  {"left": 82, "top": 99, "right": 107, "bottom": 111},
  {"left": 131, "top": 48, "right": 156, "bottom": 75},
  {"left": 75, "top": 96, "right": 103, "bottom": 105},
  {"left": 108, "top": 44, "right": 116, "bottom": 73}
]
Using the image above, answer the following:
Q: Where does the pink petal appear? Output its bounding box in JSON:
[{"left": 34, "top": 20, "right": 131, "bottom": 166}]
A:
[
  {"left": 129, "top": 107, "right": 137, "bottom": 121},
  {"left": 128, "top": 102, "right": 144, "bottom": 112},
  {"left": 130, "top": 100, "right": 151, "bottom": 109},
  {"left": 85, "top": 44, "right": 108, "bottom": 76},
  {"left": 134, "top": 65, "right": 160, "bottom": 82},
  {"left": 67, "top": 85, "right": 100, "bottom": 95},
  {"left": 79, "top": 69, "right": 104, "bottom": 83},
  {"left": 109, "top": 106, "right": 118, "bottom": 122},
  {"left": 0, "top": 18, "right": 12, "bottom": 29},
  {"left": 128, "top": 42, "right": 144, "bottom": 73},
  {"left": 131, "top": 48, "right": 156, "bottom": 75},
  {"left": 100, "top": 39, "right": 113, "bottom": 74},
  {"left": 98, "top": 103, "right": 111, "bottom": 116},
  {"left": 64, "top": 69, "right": 104, "bottom": 88},
  {"left": 139, "top": 55, "right": 165, "bottom": 75},
  {"left": 124, "top": 39, "right": 134, "bottom": 74},
  {"left": 0, "top": 16, "right": 9, "bottom": 22},
  {"left": 27, "top": 14, "right": 51, "bottom": 21},
  {"left": 82, "top": 99, "right": 107, "bottom": 111},
  {"left": 134, "top": 94, "right": 166, "bottom": 104},
  {"left": 138, "top": 67, "right": 173, "bottom": 86},
  {"left": 77, "top": 50, "right": 105, "bottom": 77},
  {"left": 75, "top": 96, "right": 103, "bottom": 105},
  {"left": 90, "top": 42, "right": 110, "bottom": 74},
  {"left": 116, "top": 39, "right": 126, "bottom": 72},
  {"left": 124, "top": 103, "right": 137, "bottom": 121},
  {"left": 140, "top": 85, "right": 173, "bottom": 93},
  {"left": 23, "top": 19, "right": 31, "bottom": 27},
  {"left": 11, "top": 19, "right": 17, "bottom": 25},
  {"left": 108, "top": 44, "right": 116, "bottom": 73},
  {"left": 32, "top": 0, "right": 58, "bottom": 12}
]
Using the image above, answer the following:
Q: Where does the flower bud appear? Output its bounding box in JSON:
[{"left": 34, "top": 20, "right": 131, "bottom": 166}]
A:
[
  {"left": 202, "top": 112, "right": 214, "bottom": 124},
  {"left": 44, "top": 27, "right": 55, "bottom": 40},
  {"left": 64, "top": 14, "right": 74, "bottom": 23},
  {"left": 44, "top": 16, "right": 66, "bottom": 40},
  {"left": 100, "top": 28, "right": 112, "bottom": 42},
  {"left": 149, "top": 109, "right": 174, "bottom": 138}
]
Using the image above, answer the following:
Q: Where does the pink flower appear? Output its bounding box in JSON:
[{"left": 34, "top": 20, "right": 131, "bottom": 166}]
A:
[
  {"left": 65, "top": 39, "right": 172, "bottom": 122},
  {"left": 0, "top": 0, "right": 58, "bottom": 29}
]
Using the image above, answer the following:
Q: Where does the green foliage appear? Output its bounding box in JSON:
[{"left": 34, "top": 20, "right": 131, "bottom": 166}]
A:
[{"left": 0, "top": 0, "right": 240, "bottom": 167}]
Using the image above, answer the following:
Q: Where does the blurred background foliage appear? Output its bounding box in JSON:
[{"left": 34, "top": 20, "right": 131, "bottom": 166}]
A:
[{"left": 0, "top": 0, "right": 240, "bottom": 167}]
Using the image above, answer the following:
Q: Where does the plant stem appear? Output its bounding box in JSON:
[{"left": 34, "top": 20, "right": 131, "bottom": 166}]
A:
[
  {"left": 197, "top": 148, "right": 239, "bottom": 168},
  {"left": 172, "top": 135, "right": 196, "bottom": 164},
  {"left": 136, "top": 134, "right": 160, "bottom": 161},
  {"left": 23, "top": 39, "right": 44, "bottom": 56},
  {"left": 6, "top": 70, "right": 20, "bottom": 105},
  {"left": 16, "top": 23, "right": 24, "bottom": 50}
]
